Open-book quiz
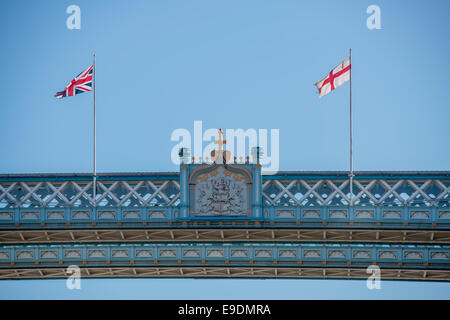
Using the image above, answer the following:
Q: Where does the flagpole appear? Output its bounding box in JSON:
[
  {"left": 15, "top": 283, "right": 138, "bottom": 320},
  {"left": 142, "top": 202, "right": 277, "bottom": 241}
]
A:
[
  {"left": 93, "top": 53, "right": 97, "bottom": 207},
  {"left": 349, "top": 48, "right": 353, "bottom": 206}
]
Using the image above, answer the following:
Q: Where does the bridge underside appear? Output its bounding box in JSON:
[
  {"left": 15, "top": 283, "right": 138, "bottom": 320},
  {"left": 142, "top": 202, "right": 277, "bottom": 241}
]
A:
[
  {"left": 1, "top": 228, "right": 449, "bottom": 244},
  {"left": 1, "top": 266, "right": 449, "bottom": 282}
]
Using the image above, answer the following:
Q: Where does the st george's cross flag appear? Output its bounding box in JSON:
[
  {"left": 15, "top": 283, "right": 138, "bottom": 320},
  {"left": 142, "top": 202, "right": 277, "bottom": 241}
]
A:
[
  {"left": 315, "top": 57, "right": 351, "bottom": 98},
  {"left": 54, "top": 65, "right": 93, "bottom": 98}
]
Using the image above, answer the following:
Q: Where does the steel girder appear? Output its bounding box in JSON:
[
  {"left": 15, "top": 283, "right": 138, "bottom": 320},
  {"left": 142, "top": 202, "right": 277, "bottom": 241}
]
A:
[
  {"left": 1, "top": 242, "right": 449, "bottom": 274},
  {"left": 0, "top": 228, "right": 450, "bottom": 244}
]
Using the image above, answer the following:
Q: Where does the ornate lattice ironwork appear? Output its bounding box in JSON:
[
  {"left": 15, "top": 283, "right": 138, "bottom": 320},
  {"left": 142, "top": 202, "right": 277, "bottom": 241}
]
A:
[
  {"left": 262, "top": 178, "right": 450, "bottom": 207},
  {"left": 1, "top": 173, "right": 449, "bottom": 229},
  {"left": 1, "top": 174, "right": 448, "bottom": 209},
  {"left": 0, "top": 180, "right": 180, "bottom": 208}
]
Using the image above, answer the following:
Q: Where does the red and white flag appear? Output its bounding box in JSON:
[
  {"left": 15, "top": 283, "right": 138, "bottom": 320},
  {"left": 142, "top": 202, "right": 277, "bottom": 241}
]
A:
[{"left": 315, "top": 57, "right": 351, "bottom": 98}]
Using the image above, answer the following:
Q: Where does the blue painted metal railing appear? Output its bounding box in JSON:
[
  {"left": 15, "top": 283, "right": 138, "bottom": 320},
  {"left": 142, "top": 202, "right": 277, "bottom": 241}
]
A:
[
  {"left": 0, "top": 206, "right": 449, "bottom": 229},
  {"left": 0, "top": 171, "right": 449, "bottom": 229}
]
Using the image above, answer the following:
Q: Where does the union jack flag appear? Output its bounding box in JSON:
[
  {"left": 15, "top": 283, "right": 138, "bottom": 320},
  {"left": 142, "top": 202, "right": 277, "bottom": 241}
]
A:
[{"left": 54, "top": 65, "right": 93, "bottom": 99}]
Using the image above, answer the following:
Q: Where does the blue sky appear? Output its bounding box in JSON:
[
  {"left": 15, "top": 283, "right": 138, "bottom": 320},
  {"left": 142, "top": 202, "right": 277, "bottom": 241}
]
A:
[
  {"left": 1, "top": 278, "right": 450, "bottom": 300},
  {"left": 1, "top": 0, "right": 450, "bottom": 299}
]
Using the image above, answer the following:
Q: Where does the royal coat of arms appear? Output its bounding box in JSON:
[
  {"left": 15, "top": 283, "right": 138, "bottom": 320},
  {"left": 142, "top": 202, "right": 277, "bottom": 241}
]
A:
[{"left": 194, "top": 167, "right": 248, "bottom": 216}]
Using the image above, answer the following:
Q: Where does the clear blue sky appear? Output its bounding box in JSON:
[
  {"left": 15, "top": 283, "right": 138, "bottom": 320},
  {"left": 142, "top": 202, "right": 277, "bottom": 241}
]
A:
[{"left": 1, "top": 0, "right": 450, "bottom": 299}]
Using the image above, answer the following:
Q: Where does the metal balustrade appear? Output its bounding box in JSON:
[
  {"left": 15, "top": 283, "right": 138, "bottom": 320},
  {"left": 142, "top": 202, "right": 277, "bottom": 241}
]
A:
[
  {"left": 263, "top": 173, "right": 450, "bottom": 208},
  {"left": 0, "top": 173, "right": 179, "bottom": 209},
  {"left": 1, "top": 207, "right": 450, "bottom": 229},
  {"left": 1, "top": 242, "right": 449, "bottom": 269},
  {"left": 0, "top": 172, "right": 449, "bottom": 229}
]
